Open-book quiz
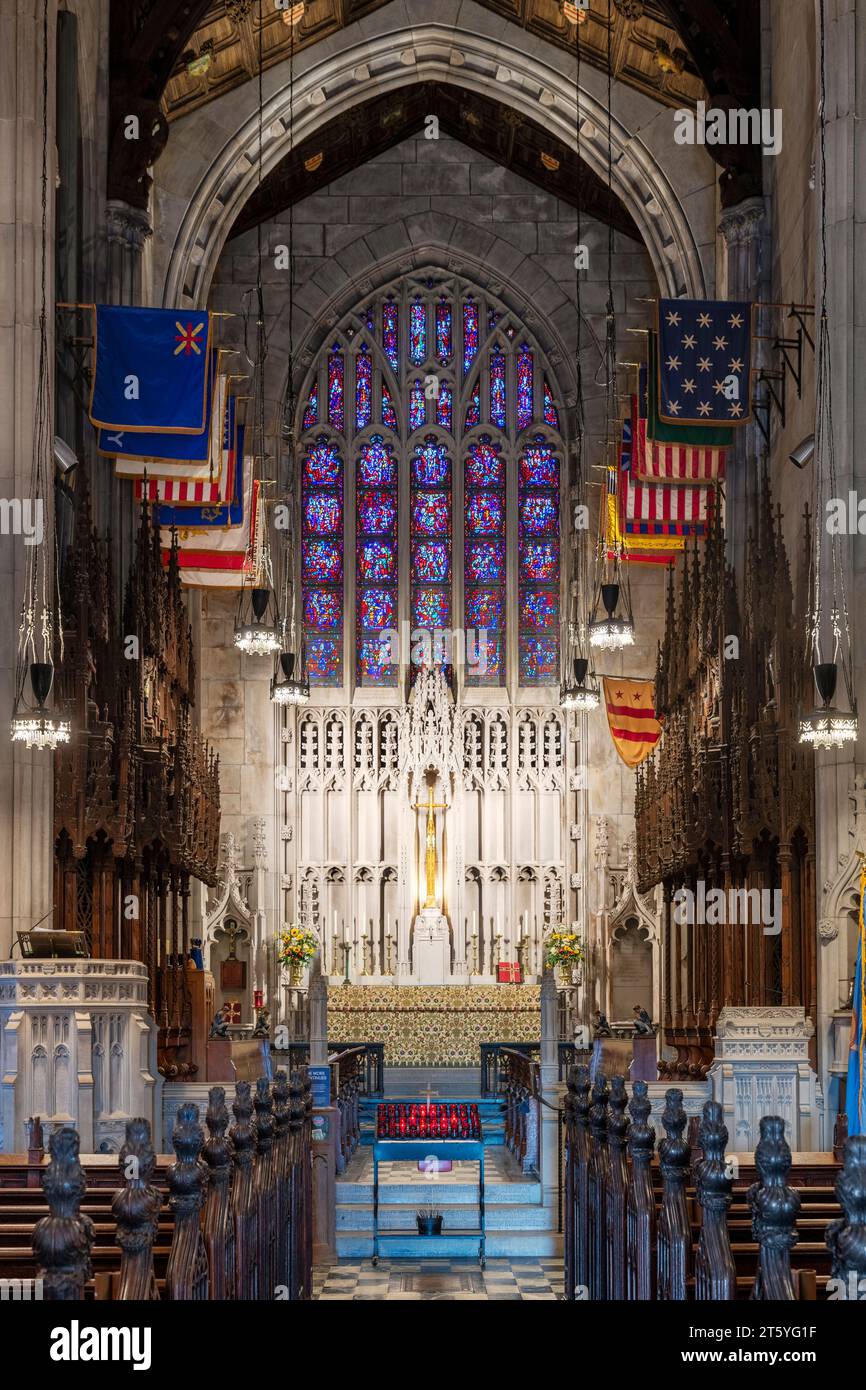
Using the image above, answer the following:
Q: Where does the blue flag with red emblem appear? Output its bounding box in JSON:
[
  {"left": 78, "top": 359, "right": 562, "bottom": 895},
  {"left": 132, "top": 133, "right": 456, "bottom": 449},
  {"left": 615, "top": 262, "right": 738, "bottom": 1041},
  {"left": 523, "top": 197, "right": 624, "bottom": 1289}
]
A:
[
  {"left": 657, "top": 298, "right": 752, "bottom": 426},
  {"left": 89, "top": 306, "right": 212, "bottom": 434}
]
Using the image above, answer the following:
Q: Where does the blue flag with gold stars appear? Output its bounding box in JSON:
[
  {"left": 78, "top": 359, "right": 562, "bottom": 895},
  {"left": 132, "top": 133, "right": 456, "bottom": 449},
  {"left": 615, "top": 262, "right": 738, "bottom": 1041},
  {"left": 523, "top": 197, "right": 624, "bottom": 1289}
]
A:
[
  {"left": 657, "top": 298, "right": 752, "bottom": 426},
  {"left": 89, "top": 306, "right": 213, "bottom": 434}
]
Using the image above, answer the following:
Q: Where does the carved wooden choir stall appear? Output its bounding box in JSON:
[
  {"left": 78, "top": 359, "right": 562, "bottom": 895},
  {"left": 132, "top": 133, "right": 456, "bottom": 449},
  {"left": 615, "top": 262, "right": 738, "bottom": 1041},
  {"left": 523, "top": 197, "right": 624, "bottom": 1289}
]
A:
[
  {"left": 562, "top": 1065, "right": 866, "bottom": 1302},
  {"left": 635, "top": 476, "right": 816, "bottom": 1077},
  {"left": 23, "top": 1069, "right": 313, "bottom": 1301},
  {"left": 52, "top": 469, "right": 221, "bottom": 1079}
]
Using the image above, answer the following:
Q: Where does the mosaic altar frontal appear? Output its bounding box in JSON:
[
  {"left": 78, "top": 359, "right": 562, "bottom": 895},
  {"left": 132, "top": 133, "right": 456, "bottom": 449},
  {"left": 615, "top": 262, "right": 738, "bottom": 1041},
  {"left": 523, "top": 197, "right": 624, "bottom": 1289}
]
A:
[{"left": 328, "top": 985, "right": 541, "bottom": 1066}]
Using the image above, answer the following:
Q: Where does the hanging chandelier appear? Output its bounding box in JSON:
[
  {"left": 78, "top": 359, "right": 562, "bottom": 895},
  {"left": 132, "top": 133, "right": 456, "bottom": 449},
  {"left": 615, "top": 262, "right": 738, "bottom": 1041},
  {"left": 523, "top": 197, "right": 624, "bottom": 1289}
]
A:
[
  {"left": 588, "top": 579, "right": 635, "bottom": 650},
  {"left": 235, "top": 1, "right": 287, "bottom": 661},
  {"left": 561, "top": 656, "right": 600, "bottom": 711},
  {"left": 587, "top": 4, "right": 635, "bottom": 656},
  {"left": 798, "top": 662, "right": 857, "bottom": 749},
  {"left": 234, "top": 582, "right": 281, "bottom": 656},
  {"left": 560, "top": 10, "right": 600, "bottom": 712},
  {"left": 799, "top": 0, "right": 857, "bottom": 749},
  {"left": 11, "top": 0, "right": 67, "bottom": 753},
  {"left": 271, "top": 650, "right": 310, "bottom": 705}
]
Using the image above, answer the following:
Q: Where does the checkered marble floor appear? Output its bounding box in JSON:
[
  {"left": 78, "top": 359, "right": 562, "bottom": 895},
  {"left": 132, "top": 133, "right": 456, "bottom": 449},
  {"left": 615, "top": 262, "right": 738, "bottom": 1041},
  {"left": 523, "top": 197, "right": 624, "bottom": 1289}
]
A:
[{"left": 314, "top": 1258, "right": 563, "bottom": 1300}]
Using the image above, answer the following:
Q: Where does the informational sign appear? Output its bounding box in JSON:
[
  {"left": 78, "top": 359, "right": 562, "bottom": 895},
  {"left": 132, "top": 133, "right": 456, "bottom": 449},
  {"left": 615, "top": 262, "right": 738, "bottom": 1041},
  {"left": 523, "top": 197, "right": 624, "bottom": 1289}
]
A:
[{"left": 308, "top": 1064, "right": 331, "bottom": 1108}]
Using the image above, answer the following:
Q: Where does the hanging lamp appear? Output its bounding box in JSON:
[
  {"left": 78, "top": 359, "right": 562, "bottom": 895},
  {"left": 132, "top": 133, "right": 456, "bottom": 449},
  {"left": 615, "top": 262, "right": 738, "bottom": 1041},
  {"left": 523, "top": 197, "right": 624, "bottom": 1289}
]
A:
[
  {"left": 561, "top": 14, "right": 599, "bottom": 711},
  {"left": 234, "top": 0, "right": 283, "bottom": 659},
  {"left": 799, "top": 0, "right": 857, "bottom": 749},
  {"left": 11, "top": 0, "right": 69, "bottom": 752},
  {"left": 588, "top": 10, "right": 635, "bottom": 653}
]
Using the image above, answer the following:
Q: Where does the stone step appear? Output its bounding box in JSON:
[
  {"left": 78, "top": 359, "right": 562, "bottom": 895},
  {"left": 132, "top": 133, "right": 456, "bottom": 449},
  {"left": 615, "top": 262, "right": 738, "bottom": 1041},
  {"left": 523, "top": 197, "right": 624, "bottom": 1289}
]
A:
[
  {"left": 336, "top": 1204, "right": 552, "bottom": 1231},
  {"left": 336, "top": 1180, "right": 540, "bottom": 1204},
  {"left": 335, "top": 1231, "right": 563, "bottom": 1259}
]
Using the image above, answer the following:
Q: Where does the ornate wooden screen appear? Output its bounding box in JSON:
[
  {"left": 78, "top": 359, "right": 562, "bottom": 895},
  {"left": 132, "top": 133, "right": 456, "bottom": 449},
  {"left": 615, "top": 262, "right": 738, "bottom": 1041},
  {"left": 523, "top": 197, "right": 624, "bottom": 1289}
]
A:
[
  {"left": 635, "top": 472, "right": 816, "bottom": 1075},
  {"left": 53, "top": 466, "right": 221, "bottom": 1076}
]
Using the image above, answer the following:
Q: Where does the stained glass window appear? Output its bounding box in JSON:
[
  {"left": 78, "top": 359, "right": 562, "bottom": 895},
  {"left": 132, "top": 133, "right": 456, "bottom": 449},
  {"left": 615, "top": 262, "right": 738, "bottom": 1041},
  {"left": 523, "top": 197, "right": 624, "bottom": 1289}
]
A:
[
  {"left": 409, "top": 297, "right": 427, "bottom": 365},
  {"left": 382, "top": 299, "right": 399, "bottom": 373},
  {"left": 463, "top": 297, "right": 479, "bottom": 378},
  {"left": 355, "top": 344, "right": 372, "bottom": 431},
  {"left": 409, "top": 379, "right": 426, "bottom": 432},
  {"left": 302, "top": 380, "right": 318, "bottom": 430},
  {"left": 328, "top": 349, "right": 344, "bottom": 433},
  {"left": 302, "top": 437, "right": 344, "bottom": 686},
  {"left": 411, "top": 435, "right": 452, "bottom": 677},
  {"left": 357, "top": 434, "right": 397, "bottom": 687},
  {"left": 465, "top": 379, "right": 481, "bottom": 430},
  {"left": 299, "top": 279, "right": 563, "bottom": 693},
  {"left": 436, "top": 299, "right": 453, "bottom": 364},
  {"left": 489, "top": 346, "right": 506, "bottom": 429},
  {"left": 381, "top": 380, "right": 398, "bottom": 432},
  {"left": 518, "top": 435, "right": 560, "bottom": 685},
  {"left": 517, "top": 344, "right": 534, "bottom": 431},
  {"left": 436, "top": 382, "right": 453, "bottom": 432},
  {"left": 465, "top": 435, "right": 505, "bottom": 685},
  {"left": 542, "top": 376, "right": 560, "bottom": 430}
]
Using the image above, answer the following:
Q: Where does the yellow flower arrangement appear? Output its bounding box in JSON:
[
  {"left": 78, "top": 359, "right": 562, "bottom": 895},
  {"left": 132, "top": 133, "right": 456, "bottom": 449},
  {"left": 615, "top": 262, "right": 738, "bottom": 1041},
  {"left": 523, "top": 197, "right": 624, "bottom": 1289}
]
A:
[
  {"left": 544, "top": 930, "right": 584, "bottom": 969},
  {"left": 276, "top": 924, "right": 318, "bottom": 968}
]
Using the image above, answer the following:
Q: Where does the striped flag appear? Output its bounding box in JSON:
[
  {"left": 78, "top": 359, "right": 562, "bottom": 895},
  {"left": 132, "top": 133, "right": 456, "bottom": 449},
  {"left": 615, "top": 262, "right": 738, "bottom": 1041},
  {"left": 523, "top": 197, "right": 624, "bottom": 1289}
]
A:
[
  {"left": 620, "top": 409, "right": 712, "bottom": 538},
  {"left": 606, "top": 462, "right": 683, "bottom": 564},
  {"left": 161, "top": 461, "right": 259, "bottom": 588},
  {"left": 634, "top": 356, "right": 727, "bottom": 484},
  {"left": 134, "top": 395, "right": 238, "bottom": 508},
  {"left": 603, "top": 678, "right": 662, "bottom": 769}
]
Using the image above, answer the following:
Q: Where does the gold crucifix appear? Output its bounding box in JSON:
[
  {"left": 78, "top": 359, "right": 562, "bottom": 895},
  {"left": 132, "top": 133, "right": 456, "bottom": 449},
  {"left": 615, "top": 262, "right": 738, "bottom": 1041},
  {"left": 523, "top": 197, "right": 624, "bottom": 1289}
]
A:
[{"left": 411, "top": 783, "right": 449, "bottom": 909}]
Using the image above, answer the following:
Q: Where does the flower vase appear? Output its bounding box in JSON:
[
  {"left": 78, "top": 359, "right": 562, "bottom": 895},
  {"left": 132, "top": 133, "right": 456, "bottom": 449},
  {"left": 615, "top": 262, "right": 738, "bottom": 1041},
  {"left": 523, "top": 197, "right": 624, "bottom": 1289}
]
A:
[
  {"left": 290, "top": 959, "right": 304, "bottom": 987},
  {"left": 558, "top": 962, "right": 572, "bottom": 987}
]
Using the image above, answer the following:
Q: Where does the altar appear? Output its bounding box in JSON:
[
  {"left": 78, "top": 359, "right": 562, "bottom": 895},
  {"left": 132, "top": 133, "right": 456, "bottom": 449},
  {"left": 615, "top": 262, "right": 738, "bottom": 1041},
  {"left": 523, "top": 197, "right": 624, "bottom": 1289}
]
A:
[{"left": 327, "top": 984, "right": 541, "bottom": 1067}]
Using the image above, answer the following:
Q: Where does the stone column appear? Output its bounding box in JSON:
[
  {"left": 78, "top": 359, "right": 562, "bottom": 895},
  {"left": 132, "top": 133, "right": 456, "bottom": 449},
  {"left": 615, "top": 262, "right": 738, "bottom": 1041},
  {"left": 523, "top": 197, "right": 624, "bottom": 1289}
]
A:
[
  {"left": 0, "top": 0, "right": 57, "bottom": 961},
  {"left": 308, "top": 953, "right": 328, "bottom": 1065},
  {"left": 718, "top": 196, "right": 768, "bottom": 587},
  {"left": 814, "top": 0, "right": 866, "bottom": 1145}
]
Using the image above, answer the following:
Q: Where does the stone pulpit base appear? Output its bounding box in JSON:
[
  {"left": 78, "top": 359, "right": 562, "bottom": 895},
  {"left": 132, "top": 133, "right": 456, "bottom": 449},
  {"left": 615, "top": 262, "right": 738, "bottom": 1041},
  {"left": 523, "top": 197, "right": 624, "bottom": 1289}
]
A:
[{"left": 708, "top": 1006, "right": 825, "bottom": 1152}]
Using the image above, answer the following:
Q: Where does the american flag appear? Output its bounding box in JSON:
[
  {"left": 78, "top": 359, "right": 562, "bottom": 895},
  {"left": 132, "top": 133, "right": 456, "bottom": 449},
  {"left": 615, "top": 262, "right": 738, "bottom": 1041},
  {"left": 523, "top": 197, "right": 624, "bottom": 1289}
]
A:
[
  {"left": 620, "top": 412, "right": 711, "bottom": 539},
  {"left": 632, "top": 389, "right": 726, "bottom": 485},
  {"left": 658, "top": 297, "right": 752, "bottom": 425}
]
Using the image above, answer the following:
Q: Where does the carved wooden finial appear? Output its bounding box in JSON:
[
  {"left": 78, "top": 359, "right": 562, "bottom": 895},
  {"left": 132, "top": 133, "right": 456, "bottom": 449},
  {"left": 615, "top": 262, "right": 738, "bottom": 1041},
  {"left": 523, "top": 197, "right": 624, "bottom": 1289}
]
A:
[
  {"left": 749, "top": 1115, "right": 800, "bottom": 1300},
  {"left": 589, "top": 1075, "right": 610, "bottom": 1141},
  {"left": 112, "top": 1118, "right": 162, "bottom": 1301},
  {"left": 202, "top": 1086, "right": 235, "bottom": 1300},
  {"left": 694, "top": 1099, "right": 735, "bottom": 1300},
  {"left": 230, "top": 1081, "right": 258, "bottom": 1299},
  {"left": 166, "top": 1102, "right": 209, "bottom": 1300},
  {"left": 626, "top": 1080, "right": 656, "bottom": 1300},
  {"left": 657, "top": 1088, "right": 690, "bottom": 1300},
  {"left": 607, "top": 1076, "right": 629, "bottom": 1153},
  {"left": 827, "top": 1134, "right": 866, "bottom": 1293},
  {"left": 33, "top": 1126, "right": 94, "bottom": 1300},
  {"left": 574, "top": 1064, "right": 591, "bottom": 1132}
]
